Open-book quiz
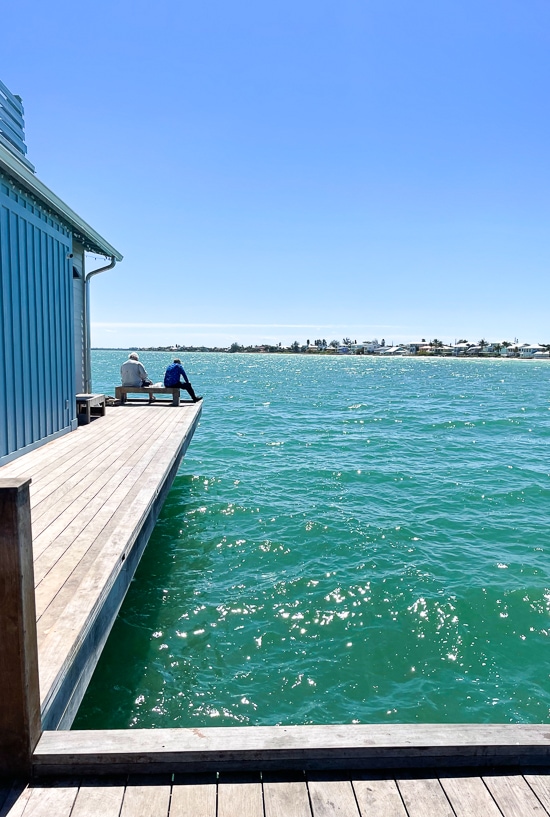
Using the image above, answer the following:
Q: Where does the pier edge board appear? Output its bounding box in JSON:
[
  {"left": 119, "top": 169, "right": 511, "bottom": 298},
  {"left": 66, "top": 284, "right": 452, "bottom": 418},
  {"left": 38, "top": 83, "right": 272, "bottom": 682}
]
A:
[
  {"left": 32, "top": 724, "right": 550, "bottom": 776},
  {"left": 40, "top": 405, "right": 202, "bottom": 731},
  {"left": 0, "top": 478, "right": 41, "bottom": 776}
]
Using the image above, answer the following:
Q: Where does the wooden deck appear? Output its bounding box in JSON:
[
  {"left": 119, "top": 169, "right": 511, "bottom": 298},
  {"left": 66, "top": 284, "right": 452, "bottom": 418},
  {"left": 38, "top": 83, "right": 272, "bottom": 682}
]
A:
[
  {"left": 3, "top": 767, "right": 550, "bottom": 816},
  {"left": 0, "top": 403, "right": 202, "bottom": 730}
]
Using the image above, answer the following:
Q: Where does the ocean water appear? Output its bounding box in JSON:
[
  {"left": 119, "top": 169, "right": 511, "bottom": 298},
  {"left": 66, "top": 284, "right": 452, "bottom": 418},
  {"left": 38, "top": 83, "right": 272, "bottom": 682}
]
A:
[{"left": 74, "top": 351, "right": 550, "bottom": 729}]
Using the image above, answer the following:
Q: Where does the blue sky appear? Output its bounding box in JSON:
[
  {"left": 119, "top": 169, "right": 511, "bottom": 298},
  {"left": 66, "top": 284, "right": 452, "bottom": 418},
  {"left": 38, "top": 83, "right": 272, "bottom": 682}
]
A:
[{"left": 3, "top": 0, "right": 550, "bottom": 347}]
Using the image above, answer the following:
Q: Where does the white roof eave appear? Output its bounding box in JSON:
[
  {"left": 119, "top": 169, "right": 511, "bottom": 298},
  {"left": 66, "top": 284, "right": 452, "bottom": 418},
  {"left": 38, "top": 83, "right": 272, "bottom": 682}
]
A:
[{"left": 0, "top": 143, "right": 122, "bottom": 261}]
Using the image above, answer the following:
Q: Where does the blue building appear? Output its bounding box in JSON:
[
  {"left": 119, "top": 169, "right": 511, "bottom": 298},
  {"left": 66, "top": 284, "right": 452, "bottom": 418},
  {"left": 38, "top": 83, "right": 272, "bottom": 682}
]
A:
[{"left": 0, "top": 80, "right": 122, "bottom": 465}]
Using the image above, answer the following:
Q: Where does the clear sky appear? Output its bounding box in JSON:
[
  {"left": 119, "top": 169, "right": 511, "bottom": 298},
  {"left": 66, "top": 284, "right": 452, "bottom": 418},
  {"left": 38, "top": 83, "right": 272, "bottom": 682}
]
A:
[{"left": 3, "top": 0, "right": 550, "bottom": 348}]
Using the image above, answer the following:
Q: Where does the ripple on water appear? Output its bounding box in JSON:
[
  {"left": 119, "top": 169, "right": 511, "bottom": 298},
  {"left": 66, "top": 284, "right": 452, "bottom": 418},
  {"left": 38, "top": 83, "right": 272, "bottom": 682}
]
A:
[{"left": 74, "top": 354, "right": 550, "bottom": 728}]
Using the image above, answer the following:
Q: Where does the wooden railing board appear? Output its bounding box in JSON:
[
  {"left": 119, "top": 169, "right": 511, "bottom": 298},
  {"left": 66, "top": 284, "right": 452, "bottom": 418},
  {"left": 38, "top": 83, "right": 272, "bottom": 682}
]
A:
[
  {"left": 0, "top": 479, "right": 40, "bottom": 776},
  {"left": 32, "top": 725, "right": 550, "bottom": 776}
]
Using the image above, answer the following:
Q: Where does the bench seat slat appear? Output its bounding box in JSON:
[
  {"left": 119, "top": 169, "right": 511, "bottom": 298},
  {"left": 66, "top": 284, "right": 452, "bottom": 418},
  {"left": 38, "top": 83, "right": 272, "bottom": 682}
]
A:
[{"left": 115, "top": 386, "right": 181, "bottom": 406}]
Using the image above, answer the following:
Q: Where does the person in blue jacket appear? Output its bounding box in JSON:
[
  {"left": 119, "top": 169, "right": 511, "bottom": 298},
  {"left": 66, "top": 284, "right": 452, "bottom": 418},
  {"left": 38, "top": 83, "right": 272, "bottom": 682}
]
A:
[{"left": 164, "top": 358, "right": 202, "bottom": 402}]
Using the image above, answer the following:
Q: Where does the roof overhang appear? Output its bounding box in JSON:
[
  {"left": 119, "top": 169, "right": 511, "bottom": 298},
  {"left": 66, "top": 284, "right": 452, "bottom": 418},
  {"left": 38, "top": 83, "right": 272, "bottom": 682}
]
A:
[{"left": 0, "top": 142, "right": 122, "bottom": 261}]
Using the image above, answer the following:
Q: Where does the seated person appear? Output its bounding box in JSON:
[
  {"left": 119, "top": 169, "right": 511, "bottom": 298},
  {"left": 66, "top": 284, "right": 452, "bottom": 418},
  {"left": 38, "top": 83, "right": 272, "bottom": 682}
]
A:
[
  {"left": 120, "top": 352, "right": 152, "bottom": 387},
  {"left": 164, "top": 358, "right": 202, "bottom": 402}
]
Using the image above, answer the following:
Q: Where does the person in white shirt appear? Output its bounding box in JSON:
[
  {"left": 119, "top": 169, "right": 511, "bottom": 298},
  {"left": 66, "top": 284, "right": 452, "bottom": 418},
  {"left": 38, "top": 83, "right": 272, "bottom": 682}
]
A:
[{"left": 120, "top": 353, "right": 152, "bottom": 387}]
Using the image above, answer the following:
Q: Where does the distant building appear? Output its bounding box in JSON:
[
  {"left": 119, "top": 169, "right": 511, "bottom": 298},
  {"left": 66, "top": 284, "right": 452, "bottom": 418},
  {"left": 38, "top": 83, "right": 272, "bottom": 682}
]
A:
[
  {"left": 518, "top": 344, "right": 547, "bottom": 359},
  {"left": 408, "top": 342, "right": 431, "bottom": 355},
  {"left": 0, "top": 80, "right": 122, "bottom": 465}
]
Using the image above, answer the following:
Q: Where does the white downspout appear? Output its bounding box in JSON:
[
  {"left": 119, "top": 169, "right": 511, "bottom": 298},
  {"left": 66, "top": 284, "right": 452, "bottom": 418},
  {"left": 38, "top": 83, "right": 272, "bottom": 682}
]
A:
[{"left": 84, "top": 256, "right": 117, "bottom": 392}]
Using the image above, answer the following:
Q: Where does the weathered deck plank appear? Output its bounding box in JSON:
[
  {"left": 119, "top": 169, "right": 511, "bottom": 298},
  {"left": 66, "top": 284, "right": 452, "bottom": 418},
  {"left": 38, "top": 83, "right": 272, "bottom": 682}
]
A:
[
  {"left": 483, "top": 773, "right": 549, "bottom": 816},
  {"left": 218, "top": 773, "right": 264, "bottom": 817},
  {"left": 439, "top": 773, "right": 503, "bottom": 817},
  {"left": 170, "top": 773, "right": 217, "bottom": 817},
  {"left": 307, "top": 774, "right": 359, "bottom": 817},
  {"left": 352, "top": 776, "right": 408, "bottom": 817},
  {"left": 263, "top": 773, "right": 312, "bottom": 817},
  {"left": 0, "top": 404, "right": 202, "bottom": 729},
  {"left": 70, "top": 777, "right": 126, "bottom": 817},
  {"left": 2, "top": 779, "right": 79, "bottom": 817},
  {"left": 524, "top": 772, "right": 550, "bottom": 813},
  {"left": 0, "top": 783, "right": 29, "bottom": 817},
  {"left": 120, "top": 775, "right": 172, "bottom": 817},
  {"left": 396, "top": 777, "right": 454, "bottom": 817}
]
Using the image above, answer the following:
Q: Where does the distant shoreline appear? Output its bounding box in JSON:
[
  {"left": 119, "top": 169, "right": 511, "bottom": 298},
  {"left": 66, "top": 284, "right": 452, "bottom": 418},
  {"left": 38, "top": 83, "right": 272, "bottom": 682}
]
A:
[{"left": 92, "top": 346, "right": 549, "bottom": 359}]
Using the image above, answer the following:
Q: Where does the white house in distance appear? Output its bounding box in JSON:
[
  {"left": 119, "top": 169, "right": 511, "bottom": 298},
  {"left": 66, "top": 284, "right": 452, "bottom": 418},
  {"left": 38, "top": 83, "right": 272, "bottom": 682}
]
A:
[{"left": 518, "top": 344, "right": 549, "bottom": 359}]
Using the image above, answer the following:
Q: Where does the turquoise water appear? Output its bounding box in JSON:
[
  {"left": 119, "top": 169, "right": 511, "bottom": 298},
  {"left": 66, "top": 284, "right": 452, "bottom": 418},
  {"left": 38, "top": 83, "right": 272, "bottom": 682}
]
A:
[{"left": 74, "top": 352, "right": 550, "bottom": 728}]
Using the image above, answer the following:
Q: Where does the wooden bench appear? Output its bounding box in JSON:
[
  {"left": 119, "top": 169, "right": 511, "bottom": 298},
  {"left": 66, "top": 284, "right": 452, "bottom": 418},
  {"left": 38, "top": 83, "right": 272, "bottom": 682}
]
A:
[
  {"left": 75, "top": 393, "right": 106, "bottom": 425},
  {"left": 115, "top": 385, "right": 181, "bottom": 406}
]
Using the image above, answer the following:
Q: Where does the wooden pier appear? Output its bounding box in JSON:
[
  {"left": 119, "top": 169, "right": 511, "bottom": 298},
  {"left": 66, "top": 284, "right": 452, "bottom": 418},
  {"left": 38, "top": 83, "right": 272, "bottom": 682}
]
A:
[
  {"left": 0, "top": 403, "right": 201, "bottom": 737},
  {"left": 2, "top": 400, "right": 550, "bottom": 815}
]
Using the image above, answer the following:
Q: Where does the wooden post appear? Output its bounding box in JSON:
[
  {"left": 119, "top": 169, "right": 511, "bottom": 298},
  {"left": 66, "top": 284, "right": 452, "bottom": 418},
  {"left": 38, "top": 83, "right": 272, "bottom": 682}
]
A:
[{"left": 0, "top": 478, "right": 41, "bottom": 776}]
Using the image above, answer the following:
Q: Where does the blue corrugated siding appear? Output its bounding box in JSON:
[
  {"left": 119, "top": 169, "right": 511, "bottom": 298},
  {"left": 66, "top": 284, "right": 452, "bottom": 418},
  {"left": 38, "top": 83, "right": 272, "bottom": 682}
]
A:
[{"left": 0, "top": 172, "right": 75, "bottom": 462}]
